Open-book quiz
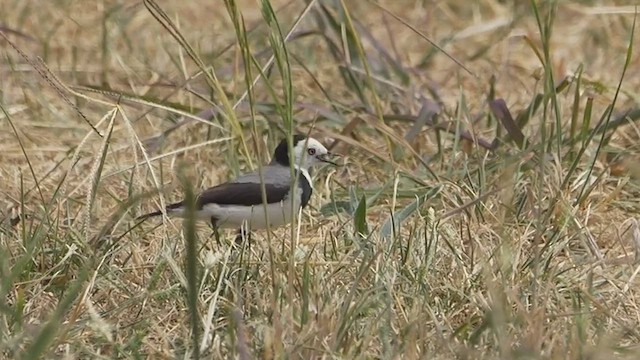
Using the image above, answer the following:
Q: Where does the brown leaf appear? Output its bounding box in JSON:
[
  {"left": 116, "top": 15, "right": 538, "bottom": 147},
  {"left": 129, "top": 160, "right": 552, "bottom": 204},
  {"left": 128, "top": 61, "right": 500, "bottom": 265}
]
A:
[{"left": 490, "top": 99, "right": 526, "bottom": 148}]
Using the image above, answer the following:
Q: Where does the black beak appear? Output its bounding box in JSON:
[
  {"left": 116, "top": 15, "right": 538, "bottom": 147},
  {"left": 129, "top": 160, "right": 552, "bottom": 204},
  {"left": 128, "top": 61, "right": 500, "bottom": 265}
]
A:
[{"left": 317, "top": 152, "right": 340, "bottom": 166}]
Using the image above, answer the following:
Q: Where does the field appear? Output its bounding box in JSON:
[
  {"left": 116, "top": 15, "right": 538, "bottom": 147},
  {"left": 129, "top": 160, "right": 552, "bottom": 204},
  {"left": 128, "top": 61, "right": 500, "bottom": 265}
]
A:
[{"left": 2, "top": 0, "right": 640, "bottom": 358}]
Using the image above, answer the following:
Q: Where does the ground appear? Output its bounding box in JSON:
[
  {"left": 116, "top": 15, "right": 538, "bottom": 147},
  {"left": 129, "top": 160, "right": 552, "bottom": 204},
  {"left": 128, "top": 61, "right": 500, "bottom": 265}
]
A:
[{"left": 1, "top": 0, "right": 640, "bottom": 359}]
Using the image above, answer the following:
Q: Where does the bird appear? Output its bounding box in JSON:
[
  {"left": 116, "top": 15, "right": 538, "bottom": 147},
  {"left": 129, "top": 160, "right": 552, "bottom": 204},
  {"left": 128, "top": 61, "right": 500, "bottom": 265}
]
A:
[{"left": 136, "top": 135, "right": 338, "bottom": 244}]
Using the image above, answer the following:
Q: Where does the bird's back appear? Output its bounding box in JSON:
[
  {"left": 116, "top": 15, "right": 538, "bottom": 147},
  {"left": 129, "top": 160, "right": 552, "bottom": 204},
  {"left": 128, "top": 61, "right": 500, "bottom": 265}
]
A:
[{"left": 232, "top": 164, "right": 295, "bottom": 186}]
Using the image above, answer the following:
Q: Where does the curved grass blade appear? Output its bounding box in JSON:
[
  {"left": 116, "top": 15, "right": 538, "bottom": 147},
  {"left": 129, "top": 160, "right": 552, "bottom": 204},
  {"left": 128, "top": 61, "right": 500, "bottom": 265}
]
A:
[
  {"left": 21, "top": 267, "right": 90, "bottom": 360},
  {"left": 380, "top": 186, "right": 442, "bottom": 240}
]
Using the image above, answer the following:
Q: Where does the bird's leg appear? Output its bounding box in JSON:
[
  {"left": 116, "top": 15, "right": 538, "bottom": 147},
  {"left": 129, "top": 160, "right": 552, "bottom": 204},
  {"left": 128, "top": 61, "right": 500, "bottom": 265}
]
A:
[
  {"left": 234, "top": 227, "right": 252, "bottom": 247},
  {"left": 210, "top": 218, "right": 222, "bottom": 246}
]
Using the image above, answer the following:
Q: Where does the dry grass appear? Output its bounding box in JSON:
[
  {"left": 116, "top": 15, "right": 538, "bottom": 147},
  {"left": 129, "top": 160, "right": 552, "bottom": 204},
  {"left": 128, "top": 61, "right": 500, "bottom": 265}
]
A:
[{"left": 2, "top": 0, "right": 640, "bottom": 358}]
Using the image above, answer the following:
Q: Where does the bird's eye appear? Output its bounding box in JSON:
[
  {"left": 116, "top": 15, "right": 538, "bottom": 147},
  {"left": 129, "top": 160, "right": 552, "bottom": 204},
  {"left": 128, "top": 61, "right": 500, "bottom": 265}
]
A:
[{"left": 307, "top": 148, "right": 316, "bottom": 155}]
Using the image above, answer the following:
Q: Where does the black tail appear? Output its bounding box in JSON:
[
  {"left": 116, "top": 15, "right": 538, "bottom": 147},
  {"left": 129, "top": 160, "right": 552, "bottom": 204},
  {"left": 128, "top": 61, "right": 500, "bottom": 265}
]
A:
[
  {"left": 136, "top": 210, "right": 164, "bottom": 221},
  {"left": 136, "top": 201, "right": 184, "bottom": 221}
]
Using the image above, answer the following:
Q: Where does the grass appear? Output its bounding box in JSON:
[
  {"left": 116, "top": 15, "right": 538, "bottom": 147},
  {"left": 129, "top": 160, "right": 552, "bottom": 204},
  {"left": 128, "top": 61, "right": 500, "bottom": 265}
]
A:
[{"left": 2, "top": 0, "right": 640, "bottom": 358}]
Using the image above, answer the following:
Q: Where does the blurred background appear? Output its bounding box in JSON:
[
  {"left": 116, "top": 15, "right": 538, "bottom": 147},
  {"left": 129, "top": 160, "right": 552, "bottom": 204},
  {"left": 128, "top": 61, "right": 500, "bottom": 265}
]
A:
[{"left": 1, "top": 0, "right": 640, "bottom": 358}]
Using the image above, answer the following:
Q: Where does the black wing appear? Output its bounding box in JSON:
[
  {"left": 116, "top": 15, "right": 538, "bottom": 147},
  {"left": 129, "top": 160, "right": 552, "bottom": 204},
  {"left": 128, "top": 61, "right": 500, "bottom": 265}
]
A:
[{"left": 196, "top": 182, "right": 290, "bottom": 208}]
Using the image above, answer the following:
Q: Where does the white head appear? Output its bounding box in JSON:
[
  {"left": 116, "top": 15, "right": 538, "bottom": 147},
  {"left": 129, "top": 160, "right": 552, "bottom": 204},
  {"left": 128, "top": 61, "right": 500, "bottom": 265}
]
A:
[{"left": 272, "top": 135, "right": 337, "bottom": 169}]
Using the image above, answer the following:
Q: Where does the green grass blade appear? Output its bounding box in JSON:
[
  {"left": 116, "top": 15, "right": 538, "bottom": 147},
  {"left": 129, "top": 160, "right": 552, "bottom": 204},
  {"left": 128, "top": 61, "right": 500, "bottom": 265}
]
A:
[
  {"left": 575, "top": 10, "right": 636, "bottom": 205},
  {"left": 178, "top": 167, "right": 201, "bottom": 359},
  {"left": 354, "top": 194, "right": 368, "bottom": 239}
]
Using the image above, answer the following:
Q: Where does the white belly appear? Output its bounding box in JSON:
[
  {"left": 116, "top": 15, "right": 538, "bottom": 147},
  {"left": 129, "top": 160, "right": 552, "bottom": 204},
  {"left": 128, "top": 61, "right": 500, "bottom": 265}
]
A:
[{"left": 201, "top": 200, "right": 299, "bottom": 229}]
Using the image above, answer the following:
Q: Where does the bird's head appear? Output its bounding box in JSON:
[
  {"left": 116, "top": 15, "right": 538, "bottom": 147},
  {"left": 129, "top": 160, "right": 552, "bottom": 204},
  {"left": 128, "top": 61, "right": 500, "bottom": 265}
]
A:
[{"left": 272, "top": 135, "right": 339, "bottom": 170}]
